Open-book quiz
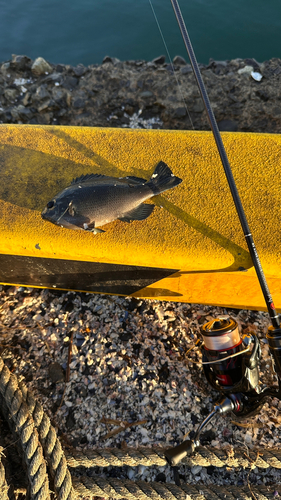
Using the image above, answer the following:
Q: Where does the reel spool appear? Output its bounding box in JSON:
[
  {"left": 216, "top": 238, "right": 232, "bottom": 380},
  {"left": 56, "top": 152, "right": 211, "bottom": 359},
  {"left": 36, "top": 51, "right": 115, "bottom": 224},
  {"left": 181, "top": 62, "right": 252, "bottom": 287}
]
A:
[
  {"left": 201, "top": 317, "right": 243, "bottom": 388},
  {"left": 201, "top": 317, "right": 261, "bottom": 395}
]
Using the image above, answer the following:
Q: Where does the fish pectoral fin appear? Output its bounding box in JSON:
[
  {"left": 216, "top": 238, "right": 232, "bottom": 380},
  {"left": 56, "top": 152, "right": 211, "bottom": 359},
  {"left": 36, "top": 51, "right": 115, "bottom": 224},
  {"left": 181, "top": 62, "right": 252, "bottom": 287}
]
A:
[
  {"left": 91, "top": 227, "right": 105, "bottom": 234},
  {"left": 118, "top": 203, "right": 155, "bottom": 223}
]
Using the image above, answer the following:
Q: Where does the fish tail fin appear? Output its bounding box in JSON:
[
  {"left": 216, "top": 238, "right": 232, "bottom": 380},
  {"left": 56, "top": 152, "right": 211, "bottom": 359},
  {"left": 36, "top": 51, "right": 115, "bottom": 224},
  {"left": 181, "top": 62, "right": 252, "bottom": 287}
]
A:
[{"left": 147, "top": 161, "right": 182, "bottom": 195}]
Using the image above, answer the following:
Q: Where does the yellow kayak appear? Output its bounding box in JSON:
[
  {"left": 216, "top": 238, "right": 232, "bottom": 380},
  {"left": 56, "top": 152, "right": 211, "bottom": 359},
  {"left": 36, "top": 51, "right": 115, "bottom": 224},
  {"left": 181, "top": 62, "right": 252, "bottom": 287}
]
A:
[{"left": 0, "top": 124, "right": 280, "bottom": 312}]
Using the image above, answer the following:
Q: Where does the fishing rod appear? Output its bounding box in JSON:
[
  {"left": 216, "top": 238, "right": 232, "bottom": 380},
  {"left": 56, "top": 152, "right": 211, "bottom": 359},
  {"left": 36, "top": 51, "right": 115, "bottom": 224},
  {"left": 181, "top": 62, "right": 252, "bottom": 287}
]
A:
[
  {"left": 164, "top": 0, "right": 281, "bottom": 466},
  {"left": 171, "top": 0, "right": 279, "bottom": 330}
]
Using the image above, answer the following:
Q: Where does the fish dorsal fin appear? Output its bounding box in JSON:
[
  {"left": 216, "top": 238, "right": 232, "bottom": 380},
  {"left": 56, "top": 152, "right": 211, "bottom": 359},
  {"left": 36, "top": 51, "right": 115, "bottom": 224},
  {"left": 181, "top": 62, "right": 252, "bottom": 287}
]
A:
[
  {"left": 118, "top": 203, "right": 155, "bottom": 222},
  {"left": 71, "top": 173, "right": 107, "bottom": 185}
]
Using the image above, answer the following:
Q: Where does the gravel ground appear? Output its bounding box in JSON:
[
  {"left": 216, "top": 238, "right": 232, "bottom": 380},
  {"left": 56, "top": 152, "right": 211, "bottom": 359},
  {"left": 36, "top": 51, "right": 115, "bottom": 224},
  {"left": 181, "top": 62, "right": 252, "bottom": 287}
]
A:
[{"left": 1, "top": 284, "right": 281, "bottom": 491}]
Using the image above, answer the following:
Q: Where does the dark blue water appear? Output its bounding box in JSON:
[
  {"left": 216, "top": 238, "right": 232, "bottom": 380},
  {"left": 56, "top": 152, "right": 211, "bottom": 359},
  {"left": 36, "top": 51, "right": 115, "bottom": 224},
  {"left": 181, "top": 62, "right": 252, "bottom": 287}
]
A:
[{"left": 0, "top": 0, "right": 280, "bottom": 66}]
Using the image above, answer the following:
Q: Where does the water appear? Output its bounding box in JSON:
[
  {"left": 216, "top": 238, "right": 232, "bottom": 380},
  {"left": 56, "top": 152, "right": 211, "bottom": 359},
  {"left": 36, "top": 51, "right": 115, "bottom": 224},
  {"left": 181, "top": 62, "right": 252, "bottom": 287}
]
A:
[{"left": 0, "top": 0, "right": 280, "bottom": 66}]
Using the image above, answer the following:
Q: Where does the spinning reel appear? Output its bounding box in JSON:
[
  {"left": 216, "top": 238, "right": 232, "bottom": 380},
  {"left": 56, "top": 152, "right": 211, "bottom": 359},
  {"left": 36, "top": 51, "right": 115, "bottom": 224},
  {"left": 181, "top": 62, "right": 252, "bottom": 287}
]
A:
[
  {"left": 165, "top": 317, "right": 281, "bottom": 466},
  {"left": 201, "top": 316, "right": 262, "bottom": 411},
  {"left": 164, "top": 0, "right": 281, "bottom": 466}
]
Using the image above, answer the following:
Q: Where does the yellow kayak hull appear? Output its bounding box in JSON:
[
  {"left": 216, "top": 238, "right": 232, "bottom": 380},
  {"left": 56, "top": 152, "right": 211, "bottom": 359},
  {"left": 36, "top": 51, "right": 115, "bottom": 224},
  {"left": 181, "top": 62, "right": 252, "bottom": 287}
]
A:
[{"left": 0, "top": 124, "right": 280, "bottom": 311}]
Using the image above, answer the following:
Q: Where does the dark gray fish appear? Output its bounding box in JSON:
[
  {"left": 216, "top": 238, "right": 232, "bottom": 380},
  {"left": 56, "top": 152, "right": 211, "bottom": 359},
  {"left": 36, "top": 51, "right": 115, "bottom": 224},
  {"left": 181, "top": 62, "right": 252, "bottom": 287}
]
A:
[{"left": 41, "top": 161, "right": 182, "bottom": 233}]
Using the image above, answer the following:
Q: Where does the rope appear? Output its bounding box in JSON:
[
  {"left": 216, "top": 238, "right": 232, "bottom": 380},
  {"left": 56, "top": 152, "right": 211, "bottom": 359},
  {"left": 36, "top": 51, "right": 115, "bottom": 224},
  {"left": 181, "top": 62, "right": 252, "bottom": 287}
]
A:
[
  {"left": 0, "top": 357, "right": 50, "bottom": 500},
  {"left": 0, "top": 447, "right": 9, "bottom": 500},
  {"left": 72, "top": 475, "right": 274, "bottom": 500},
  {"left": 65, "top": 444, "right": 281, "bottom": 469},
  {"left": 0, "top": 354, "right": 280, "bottom": 500},
  {"left": 18, "top": 380, "right": 75, "bottom": 500}
]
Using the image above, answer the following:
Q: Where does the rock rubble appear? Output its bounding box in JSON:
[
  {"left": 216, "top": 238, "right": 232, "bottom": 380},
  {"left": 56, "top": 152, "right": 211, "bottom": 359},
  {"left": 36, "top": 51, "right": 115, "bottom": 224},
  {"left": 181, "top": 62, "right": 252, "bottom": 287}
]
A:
[{"left": 0, "top": 53, "right": 281, "bottom": 132}]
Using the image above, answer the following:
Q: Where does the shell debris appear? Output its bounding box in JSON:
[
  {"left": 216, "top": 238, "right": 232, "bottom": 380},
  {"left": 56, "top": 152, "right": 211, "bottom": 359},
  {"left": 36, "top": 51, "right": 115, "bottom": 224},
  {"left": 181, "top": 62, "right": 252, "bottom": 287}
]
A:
[{"left": 0, "top": 284, "right": 280, "bottom": 486}]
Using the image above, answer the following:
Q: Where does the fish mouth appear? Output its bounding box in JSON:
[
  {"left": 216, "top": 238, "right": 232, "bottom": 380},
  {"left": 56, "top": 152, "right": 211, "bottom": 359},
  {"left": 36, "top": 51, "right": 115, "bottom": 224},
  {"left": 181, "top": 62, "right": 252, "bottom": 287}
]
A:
[
  {"left": 41, "top": 210, "right": 91, "bottom": 231},
  {"left": 41, "top": 212, "right": 72, "bottom": 228},
  {"left": 41, "top": 210, "right": 50, "bottom": 220},
  {"left": 41, "top": 202, "right": 57, "bottom": 217},
  {"left": 41, "top": 208, "right": 60, "bottom": 224},
  {"left": 41, "top": 211, "right": 58, "bottom": 225}
]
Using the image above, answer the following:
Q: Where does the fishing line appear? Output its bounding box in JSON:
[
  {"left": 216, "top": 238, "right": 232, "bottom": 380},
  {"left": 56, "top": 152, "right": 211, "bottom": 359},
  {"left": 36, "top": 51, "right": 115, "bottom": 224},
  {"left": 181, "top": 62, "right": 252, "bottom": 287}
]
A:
[
  {"left": 56, "top": 200, "right": 73, "bottom": 223},
  {"left": 148, "top": 0, "right": 194, "bottom": 130}
]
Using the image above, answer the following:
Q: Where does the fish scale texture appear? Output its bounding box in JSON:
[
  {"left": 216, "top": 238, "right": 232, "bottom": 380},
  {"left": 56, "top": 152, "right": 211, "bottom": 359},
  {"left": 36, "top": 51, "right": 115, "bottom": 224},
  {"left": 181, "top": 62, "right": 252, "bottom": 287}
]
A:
[{"left": 42, "top": 161, "right": 180, "bottom": 230}]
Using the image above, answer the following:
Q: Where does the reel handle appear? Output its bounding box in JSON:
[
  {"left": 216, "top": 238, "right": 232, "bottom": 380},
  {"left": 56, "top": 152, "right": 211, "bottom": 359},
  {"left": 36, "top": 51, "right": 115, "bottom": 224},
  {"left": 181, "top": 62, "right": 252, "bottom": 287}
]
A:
[{"left": 164, "top": 440, "right": 196, "bottom": 466}]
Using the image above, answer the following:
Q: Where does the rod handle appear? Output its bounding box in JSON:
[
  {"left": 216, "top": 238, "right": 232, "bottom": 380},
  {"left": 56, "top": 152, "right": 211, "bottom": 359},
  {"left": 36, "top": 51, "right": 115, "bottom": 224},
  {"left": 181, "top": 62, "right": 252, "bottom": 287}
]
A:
[
  {"left": 165, "top": 440, "right": 196, "bottom": 466},
  {"left": 267, "top": 326, "right": 281, "bottom": 381}
]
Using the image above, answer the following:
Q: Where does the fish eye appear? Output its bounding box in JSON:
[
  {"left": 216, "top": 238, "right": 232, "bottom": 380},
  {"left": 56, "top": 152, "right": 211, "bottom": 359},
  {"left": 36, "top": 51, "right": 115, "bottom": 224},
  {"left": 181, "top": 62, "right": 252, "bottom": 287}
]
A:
[{"left": 47, "top": 200, "right": 55, "bottom": 209}]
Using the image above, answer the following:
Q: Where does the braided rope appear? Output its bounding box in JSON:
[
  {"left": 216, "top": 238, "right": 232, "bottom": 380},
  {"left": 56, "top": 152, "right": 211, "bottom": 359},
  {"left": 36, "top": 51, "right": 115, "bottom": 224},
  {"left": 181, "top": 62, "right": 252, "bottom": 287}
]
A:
[
  {"left": 19, "top": 380, "right": 75, "bottom": 500},
  {"left": 0, "top": 447, "right": 9, "bottom": 500},
  {"left": 72, "top": 475, "right": 275, "bottom": 500},
  {"left": 0, "top": 357, "right": 50, "bottom": 500},
  {"left": 0, "top": 354, "right": 281, "bottom": 500},
  {"left": 65, "top": 444, "right": 281, "bottom": 469}
]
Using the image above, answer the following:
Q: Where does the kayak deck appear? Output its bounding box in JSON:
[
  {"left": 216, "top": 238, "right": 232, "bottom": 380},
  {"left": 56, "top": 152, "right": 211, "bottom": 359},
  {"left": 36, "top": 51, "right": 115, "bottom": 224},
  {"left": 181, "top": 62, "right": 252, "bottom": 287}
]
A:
[{"left": 0, "top": 124, "right": 280, "bottom": 311}]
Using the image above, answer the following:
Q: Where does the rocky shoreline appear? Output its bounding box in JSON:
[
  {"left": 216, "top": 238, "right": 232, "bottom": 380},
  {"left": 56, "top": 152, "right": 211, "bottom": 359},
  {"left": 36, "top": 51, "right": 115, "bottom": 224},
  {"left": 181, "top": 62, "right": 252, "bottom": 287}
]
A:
[{"left": 1, "top": 53, "right": 281, "bottom": 133}]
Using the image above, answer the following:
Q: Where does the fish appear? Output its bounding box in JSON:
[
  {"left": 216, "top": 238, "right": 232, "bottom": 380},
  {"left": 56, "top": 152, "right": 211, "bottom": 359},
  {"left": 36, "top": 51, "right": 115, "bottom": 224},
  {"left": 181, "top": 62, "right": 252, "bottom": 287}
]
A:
[{"left": 41, "top": 161, "right": 182, "bottom": 233}]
